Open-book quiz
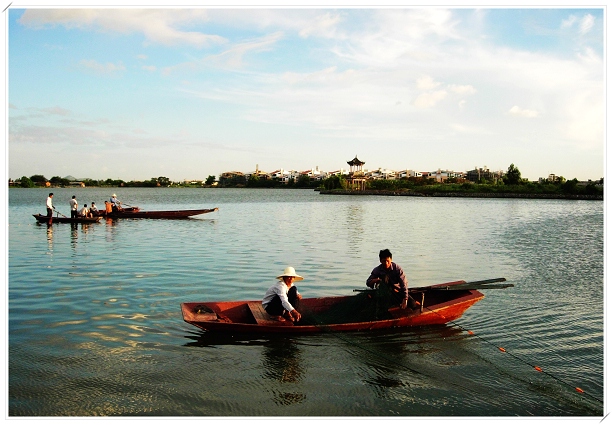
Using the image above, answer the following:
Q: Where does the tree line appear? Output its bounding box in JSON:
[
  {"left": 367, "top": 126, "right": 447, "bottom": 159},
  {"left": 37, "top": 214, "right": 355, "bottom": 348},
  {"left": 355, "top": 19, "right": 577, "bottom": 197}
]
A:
[
  {"left": 320, "top": 164, "right": 603, "bottom": 197},
  {"left": 10, "top": 164, "right": 604, "bottom": 198},
  {"left": 12, "top": 175, "right": 216, "bottom": 188}
]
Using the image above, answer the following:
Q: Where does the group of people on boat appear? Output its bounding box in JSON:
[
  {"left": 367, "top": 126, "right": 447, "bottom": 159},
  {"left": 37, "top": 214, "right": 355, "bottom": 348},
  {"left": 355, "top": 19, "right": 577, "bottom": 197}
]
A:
[
  {"left": 263, "top": 249, "right": 414, "bottom": 323},
  {"left": 45, "top": 193, "right": 124, "bottom": 219}
]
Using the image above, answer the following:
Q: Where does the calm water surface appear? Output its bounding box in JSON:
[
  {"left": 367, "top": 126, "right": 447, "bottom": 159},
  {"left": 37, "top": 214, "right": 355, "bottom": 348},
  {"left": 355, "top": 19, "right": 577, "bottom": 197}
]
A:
[{"left": 8, "top": 188, "right": 604, "bottom": 417}]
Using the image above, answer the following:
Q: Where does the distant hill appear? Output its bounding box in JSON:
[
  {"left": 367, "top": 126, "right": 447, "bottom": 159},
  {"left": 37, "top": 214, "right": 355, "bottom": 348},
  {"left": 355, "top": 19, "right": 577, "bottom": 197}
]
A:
[{"left": 64, "top": 175, "right": 77, "bottom": 181}]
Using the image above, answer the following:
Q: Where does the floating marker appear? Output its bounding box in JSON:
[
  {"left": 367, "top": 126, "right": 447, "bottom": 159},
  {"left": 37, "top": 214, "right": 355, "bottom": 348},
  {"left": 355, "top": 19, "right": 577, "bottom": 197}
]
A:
[
  {"left": 498, "top": 347, "right": 506, "bottom": 352},
  {"left": 576, "top": 387, "right": 584, "bottom": 393},
  {"left": 468, "top": 330, "right": 474, "bottom": 335},
  {"left": 534, "top": 366, "right": 542, "bottom": 372}
]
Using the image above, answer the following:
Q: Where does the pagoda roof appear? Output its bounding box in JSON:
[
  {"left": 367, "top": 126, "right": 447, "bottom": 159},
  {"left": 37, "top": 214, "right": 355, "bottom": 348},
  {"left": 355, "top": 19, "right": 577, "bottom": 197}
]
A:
[{"left": 347, "top": 156, "right": 365, "bottom": 166}]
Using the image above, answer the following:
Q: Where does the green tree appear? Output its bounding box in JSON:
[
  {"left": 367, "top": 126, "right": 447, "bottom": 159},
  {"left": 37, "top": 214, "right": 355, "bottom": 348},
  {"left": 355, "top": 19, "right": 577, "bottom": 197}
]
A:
[
  {"left": 205, "top": 175, "right": 216, "bottom": 185},
  {"left": 49, "top": 176, "right": 70, "bottom": 186},
  {"left": 246, "top": 175, "right": 260, "bottom": 187},
  {"left": 20, "top": 176, "right": 35, "bottom": 188},
  {"left": 295, "top": 174, "right": 312, "bottom": 188},
  {"left": 503, "top": 164, "right": 522, "bottom": 185},
  {"left": 562, "top": 178, "right": 579, "bottom": 194},
  {"left": 322, "top": 175, "right": 346, "bottom": 190},
  {"left": 157, "top": 176, "right": 171, "bottom": 186},
  {"left": 29, "top": 174, "right": 48, "bottom": 186}
]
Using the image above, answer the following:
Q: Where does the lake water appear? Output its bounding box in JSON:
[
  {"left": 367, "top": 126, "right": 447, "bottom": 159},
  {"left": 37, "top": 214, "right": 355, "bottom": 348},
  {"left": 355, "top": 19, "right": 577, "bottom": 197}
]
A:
[{"left": 7, "top": 188, "right": 604, "bottom": 417}]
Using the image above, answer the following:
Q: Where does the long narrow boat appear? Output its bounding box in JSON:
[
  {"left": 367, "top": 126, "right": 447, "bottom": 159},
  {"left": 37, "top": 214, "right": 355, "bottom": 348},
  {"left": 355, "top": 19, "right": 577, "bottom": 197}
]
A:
[
  {"left": 181, "top": 278, "right": 510, "bottom": 334},
  {"left": 99, "top": 207, "right": 218, "bottom": 219},
  {"left": 33, "top": 214, "right": 101, "bottom": 224}
]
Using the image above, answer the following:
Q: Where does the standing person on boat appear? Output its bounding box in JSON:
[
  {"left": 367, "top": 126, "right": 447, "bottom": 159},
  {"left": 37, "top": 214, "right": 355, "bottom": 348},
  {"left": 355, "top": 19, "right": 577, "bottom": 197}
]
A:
[
  {"left": 262, "top": 267, "right": 303, "bottom": 322},
  {"left": 46, "top": 193, "right": 54, "bottom": 218},
  {"left": 110, "top": 194, "right": 122, "bottom": 212},
  {"left": 366, "top": 249, "right": 414, "bottom": 312},
  {"left": 69, "top": 195, "right": 78, "bottom": 218}
]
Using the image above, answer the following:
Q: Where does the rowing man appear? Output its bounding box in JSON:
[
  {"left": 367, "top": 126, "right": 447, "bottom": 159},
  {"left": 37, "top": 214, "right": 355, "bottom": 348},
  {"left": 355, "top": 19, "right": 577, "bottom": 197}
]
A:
[{"left": 46, "top": 193, "right": 54, "bottom": 218}]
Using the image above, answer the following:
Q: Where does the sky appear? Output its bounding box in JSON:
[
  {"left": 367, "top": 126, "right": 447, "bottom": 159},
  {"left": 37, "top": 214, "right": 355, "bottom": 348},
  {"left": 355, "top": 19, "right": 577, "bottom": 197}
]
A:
[{"left": 4, "top": 4, "right": 606, "bottom": 182}]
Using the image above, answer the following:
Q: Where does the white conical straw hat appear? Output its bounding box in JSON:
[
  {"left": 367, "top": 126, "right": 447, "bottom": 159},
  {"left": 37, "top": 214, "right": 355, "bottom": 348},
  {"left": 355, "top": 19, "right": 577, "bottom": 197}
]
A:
[{"left": 276, "top": 266, "right": 304, "bottom": 281}]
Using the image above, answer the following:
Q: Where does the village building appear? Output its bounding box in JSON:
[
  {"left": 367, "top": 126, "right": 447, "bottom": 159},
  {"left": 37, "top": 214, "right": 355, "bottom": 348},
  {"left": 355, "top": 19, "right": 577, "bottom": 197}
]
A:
[{"left": 466, "top": 166, "right": 503, "bottom": 182}]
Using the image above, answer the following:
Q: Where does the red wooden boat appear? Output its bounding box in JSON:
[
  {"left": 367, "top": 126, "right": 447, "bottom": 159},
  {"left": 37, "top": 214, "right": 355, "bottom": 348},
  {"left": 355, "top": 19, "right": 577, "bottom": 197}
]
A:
[
  {"left": 181, "top": 278, "right": 511, "bottom": 334},
  {"left": 98, "top": 207, "right": 218, "bottom": 219},
  {"left": 33, "top": 214, "right": 101, "bottom": 224}
]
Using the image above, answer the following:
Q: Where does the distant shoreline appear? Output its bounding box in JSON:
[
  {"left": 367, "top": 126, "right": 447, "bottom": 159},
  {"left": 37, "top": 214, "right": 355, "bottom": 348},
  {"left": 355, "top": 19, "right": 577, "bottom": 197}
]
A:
[
  {"left": 8, "top": 186, "right": 603, "bottom": 200},
  {"left": 318, "top": 189, "right": 603, "bottom": 200}
]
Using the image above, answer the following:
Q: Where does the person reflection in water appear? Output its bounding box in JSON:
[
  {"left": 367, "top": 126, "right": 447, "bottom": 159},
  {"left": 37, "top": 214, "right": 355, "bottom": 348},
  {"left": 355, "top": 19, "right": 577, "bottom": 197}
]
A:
[{"left": 262, "top": 267, "right": 303, "bottom": 322}]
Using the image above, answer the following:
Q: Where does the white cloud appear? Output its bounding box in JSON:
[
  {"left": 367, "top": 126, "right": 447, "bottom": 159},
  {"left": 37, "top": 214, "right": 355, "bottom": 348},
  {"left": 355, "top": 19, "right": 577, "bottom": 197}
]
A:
[
  {"left": 19, "top": 9, "right": 227, "bottom": 47},
  {"left": 561, "top": 15, "right": 577, "bottom": 29},
  {"left": 416, "top": 76, "right": 440, "bottom": 91},
  {"left": 560, "top": 13, "right": 595, "bottom": 35},
  {"left": 448, "top": 84, "right": 476, "bottom": 95},
  {"left": 299, "top": 12, "right": 342, "bottom": 38},
  {"left": 508, "top": 105, "right": 539, "bottom": 118},
  {"left": 412, "top": 90, "right": 447, "bottom": 109},
  {"left": 207, "top": 32, "right": 284, "bottom": 68},
  {"left": 579, "top": 14, "right": 595, "bottom": 34},
  {"left": 10, "top": 8, "right": 604, "bottom": 181}
]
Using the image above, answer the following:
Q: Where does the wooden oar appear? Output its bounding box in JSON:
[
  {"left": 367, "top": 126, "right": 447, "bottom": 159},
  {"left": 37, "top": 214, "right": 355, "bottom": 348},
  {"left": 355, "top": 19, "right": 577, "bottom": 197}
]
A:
[
  {"left": 427, "top": 278, "right": 513, "bottom": 291},
  {"left": 53, "top": 208, "right": 69, "bottom": 218},
  {"left": 355, "top": 278, "right": 512, "bottom": 293},
  {"left": 428, "top": 283, "right": 514, "bottom": 291}
]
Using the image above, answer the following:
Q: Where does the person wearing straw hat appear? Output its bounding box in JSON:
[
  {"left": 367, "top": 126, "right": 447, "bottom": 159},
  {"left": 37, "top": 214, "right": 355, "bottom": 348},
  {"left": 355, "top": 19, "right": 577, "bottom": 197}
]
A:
[
  {"left": 109, "top": 194, "right": 122, "bottom": 212},
  {"left": 262, "top": 266, "right": 303, "bottom": 322}
]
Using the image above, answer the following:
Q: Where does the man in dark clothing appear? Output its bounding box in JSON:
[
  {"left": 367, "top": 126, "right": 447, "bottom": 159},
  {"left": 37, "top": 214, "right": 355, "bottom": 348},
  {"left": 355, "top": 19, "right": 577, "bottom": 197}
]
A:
[{"left": 366, "top": 249, "right": 415, "bottom": 314}]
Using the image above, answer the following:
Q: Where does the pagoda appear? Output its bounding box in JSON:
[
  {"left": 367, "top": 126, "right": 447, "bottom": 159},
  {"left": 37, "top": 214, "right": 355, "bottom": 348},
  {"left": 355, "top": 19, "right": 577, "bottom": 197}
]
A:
[{"left": 347, "top": 155, "right": 366, "bottom": 191}]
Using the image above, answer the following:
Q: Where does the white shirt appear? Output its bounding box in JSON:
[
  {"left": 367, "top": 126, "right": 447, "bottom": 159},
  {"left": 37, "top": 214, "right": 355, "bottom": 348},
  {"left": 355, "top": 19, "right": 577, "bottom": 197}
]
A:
[
  {"left": 46, "top": 196, "right": 53, "bottom": 209},
  {"left": 69, "top": 198, "right": 78, "bottom": 211},
  {"left": 262, "top": 281, "right": 299, "bottom": 312}
]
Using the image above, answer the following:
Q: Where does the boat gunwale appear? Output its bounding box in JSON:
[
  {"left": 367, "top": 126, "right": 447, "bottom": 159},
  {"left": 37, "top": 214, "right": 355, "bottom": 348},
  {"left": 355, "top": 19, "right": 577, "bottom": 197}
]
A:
[
  {"left": 180, "top": 288, "right": 485, "bottom": 334},
  {"left": 32, "top": 214, "right": 101, "bottom": 224},
  {"left": 100, "top": 207, "right": 218, "bottom": 219}
]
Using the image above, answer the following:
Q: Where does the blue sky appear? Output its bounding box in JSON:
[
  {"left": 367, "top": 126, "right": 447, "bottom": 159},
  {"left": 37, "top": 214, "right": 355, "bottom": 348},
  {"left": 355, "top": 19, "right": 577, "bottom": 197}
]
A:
[{"left": 5, "top": 5, "right": 605, "bottom": 182}]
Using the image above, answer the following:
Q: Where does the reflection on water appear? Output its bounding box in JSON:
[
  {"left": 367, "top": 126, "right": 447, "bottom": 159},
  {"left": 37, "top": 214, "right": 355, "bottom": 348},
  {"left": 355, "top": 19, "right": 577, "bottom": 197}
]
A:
[
  {"left": 262, "top": 340, "right": 306, "bottom": 406},
  {"left": 46, "top": 224, "right": 53, "bottom": 250},
  {"left": 8, "top": 189, "right": 604, "bottom": 416}
]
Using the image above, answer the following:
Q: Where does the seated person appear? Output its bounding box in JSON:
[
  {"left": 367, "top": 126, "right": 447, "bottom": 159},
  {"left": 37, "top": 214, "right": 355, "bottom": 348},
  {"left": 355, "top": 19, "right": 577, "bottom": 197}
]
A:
[
  {"left": 366, "top": 249, "right": 416, "bottom": 318},
  {"left": 90, "top": 202, "right": 99, "bottom": 215},
  {"left": 78, "top": 204, "right": 92, "bottom": 218},
  {"left": 262, "top": 267, "right": 303, "bottom": 322}
]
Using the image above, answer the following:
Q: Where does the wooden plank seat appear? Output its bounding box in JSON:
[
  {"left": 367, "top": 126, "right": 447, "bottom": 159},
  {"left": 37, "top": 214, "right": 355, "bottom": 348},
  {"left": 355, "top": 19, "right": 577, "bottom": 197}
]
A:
[{"left": 247, "top": 302, "right": 294, "bottom": 326}]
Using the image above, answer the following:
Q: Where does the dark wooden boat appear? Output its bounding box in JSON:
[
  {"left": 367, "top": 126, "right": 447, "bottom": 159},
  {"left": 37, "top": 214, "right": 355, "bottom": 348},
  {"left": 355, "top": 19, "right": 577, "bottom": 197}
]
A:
[
  {"left": 33, "top": 214, "right": 101, "bottom": 224},
  {"left": 99, "top": 207, "right": 218, "bottom": 219},
  {"left": 181, "top": 278, "right": 511, "bottom": 334}
]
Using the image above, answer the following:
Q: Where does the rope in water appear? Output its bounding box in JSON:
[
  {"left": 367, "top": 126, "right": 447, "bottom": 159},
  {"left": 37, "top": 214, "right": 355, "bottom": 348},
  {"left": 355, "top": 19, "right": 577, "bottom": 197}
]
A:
[
  {"left": 415, "top": 301, "right": 604, "bottom": 405},
  {"left": 299, "top": 288, "right": 602, "bottom": 406}
]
